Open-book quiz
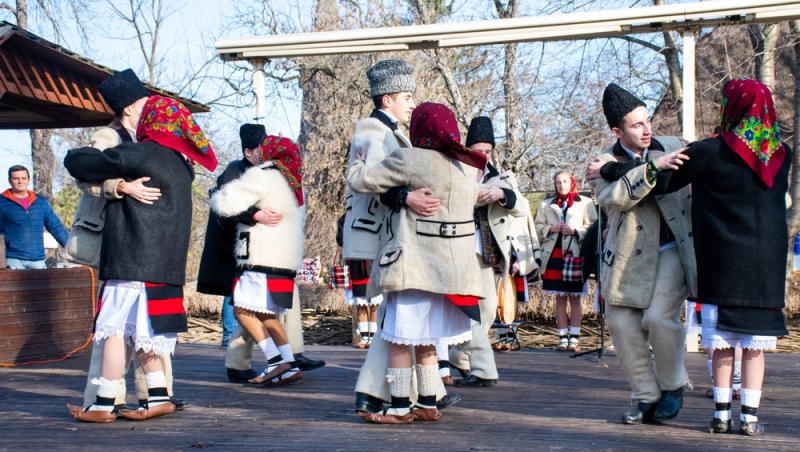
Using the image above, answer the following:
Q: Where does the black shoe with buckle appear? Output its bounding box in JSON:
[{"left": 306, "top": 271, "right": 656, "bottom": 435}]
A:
[
  {"left": 354, "top": 392, "right": 384, "bottom": 414},
  {"left": 227, "top": 367, "right": 258, "bottom": 383},
  {"left": 294, "top": 354, "right": 326, "bottom": 372},
  {"left": 450, "top": 365, "right": 469, "bottom": 379},
  {"left": 436, "top": 392, "right": 462, "bottom": 410},
  {"left": 653, "top": 387, "right": 684, "bottom": 421},
  {"left": 622, "top": 402, "right": 658, "bottom": 425},
  {"left": 455, "top": 374, "right": 497, "bottom": 388}
]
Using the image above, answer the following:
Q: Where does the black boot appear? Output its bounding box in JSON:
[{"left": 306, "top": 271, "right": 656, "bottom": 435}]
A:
[
  {"left": 354, "top": 392, "right": 384, "bottom": 414},
  {"left": 654, "top": 387, "right": 684, "bottom": 421},
  {"left": 622, "top": 401, "right": 658, "bottom": 425},
  {"left": 294, "top": 354, "right": 326, "bottom": 372}
]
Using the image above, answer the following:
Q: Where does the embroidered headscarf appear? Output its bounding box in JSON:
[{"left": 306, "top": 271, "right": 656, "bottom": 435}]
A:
[
  {"left": 720, "top": 79, "right": 786, "bottom": 188},
  {"left": 409, "top": 102, "right": 488, "bottom": 170},
  {"left": 136, "top": 95, "right": 217, "bottom": 171},
  {"left": 258, "top": 135, "right": 304, "bottom": 206},
  {"left": 553, "top": 172, "right": 579, "bottom": 208}
]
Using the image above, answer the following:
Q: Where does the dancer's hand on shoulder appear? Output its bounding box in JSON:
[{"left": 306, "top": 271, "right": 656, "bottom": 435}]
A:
[
  {"left": 653, "top": 147, "right": 690, "bottom": 171},
  {"left": 585, "top": 158, "right": 604, "bottom": 181}
]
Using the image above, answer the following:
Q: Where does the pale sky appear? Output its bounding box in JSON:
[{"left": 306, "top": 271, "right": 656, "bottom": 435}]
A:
[{"left": 0, "top": 0, "right": 302, "bottom": 191}]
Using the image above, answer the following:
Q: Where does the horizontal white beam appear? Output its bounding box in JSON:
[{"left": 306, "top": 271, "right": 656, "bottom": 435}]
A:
[{"left": 216, "top": 0, "right": 800, "bottom": 60}]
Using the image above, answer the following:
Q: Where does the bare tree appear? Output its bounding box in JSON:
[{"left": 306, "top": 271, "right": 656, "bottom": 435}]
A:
[{"left": 749, "top": 23, "right": 780, "bottom": 90}]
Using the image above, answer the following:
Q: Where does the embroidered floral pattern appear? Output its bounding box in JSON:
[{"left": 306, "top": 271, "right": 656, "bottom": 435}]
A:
[
  {"left": 259, "top": 135, "right": 304, "bottom": 206},
  {"left": 136, "top": 95, "right": 217, "bottom": 171}
]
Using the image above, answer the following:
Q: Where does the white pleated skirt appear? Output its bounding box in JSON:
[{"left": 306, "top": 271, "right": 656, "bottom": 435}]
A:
[
  {"left": 232, "top": 271, "right": 288, "bottom": 316},
  {"left": 701, "top": 304, "right": 777, "bottom": 351},
  {"left": 93, "top": 280, "right": 177, "bottom": 356},
  {"left": 380, "top": 289, "right": 473, "bottom": 347}
]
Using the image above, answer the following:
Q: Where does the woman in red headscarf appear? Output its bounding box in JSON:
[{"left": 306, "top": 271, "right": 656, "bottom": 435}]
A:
[
  {"left": 646, "top": 80, "right": 790, "bottom": 436},
  {"left": 64, "top": 95, "right": 217, "bottom": 423},
  {"left": 347, "top": 102, "right": 487, "bottom": 424},
  {"left": 534, "top": 172, "right": 597, "bottom": 352},
  {"left": 210, "top": 135, "right": 307, "bottom": 387}
]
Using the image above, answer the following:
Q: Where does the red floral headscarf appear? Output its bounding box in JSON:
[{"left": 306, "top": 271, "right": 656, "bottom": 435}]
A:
[
  {"left": 409, "top": 102, "right": 488, "bottom": 169},
  {"left": 259, "top": 135, "right": 304, "bottom": 206},
  {"left": 720, "top": 79, "right": 786, "bottom": 188},
  {"left": 553, "top": 172, "right": 579, "bottom": 208},
  {"left": 136, "top": 95, "right": 217, "bottom": 172}
]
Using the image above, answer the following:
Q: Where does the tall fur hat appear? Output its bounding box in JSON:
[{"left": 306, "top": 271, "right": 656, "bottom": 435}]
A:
[
  {"left": 602, "top": 83, "right": 646, "bottom": 129},
  {"left": 239, "top": 123, "right": 266, "bottom": 150},
  {"left": 367, "top": 59, "right": 415, "bottom": 97},
  {"left": 466, "top": 116, "right": 495, "bottom": 147},
  {"left": 98, "top": 69, "right": 151, "bottom": 116}
]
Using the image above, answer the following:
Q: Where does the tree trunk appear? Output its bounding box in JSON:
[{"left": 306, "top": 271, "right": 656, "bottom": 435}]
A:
[
  {"left": 30, "top": 129, "right": 54, "bottom": 201},
  {"left": 495, "top": 0, "right": 519, "bottom": 170},
  {"left": 787, "top": 21, "right": 800, "bottom": 247},
  {"left": 653, "top": 1, "right": 683, "bottom": 125},
  {"left": 750, "top": 24, "right": 780, "bottom": 90}
]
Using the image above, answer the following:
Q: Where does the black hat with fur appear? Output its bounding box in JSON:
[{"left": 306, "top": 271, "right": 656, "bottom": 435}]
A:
[
  {"left": 602, "top": 83, "right": 646, "bottom": 129},
  {"left": 239, "top": 123, "right": 266, "bottom": 150},
  {"left": 466, "top": 116, "right": 495, "bottom": 147},
  {"left": 98, "top": 69, "right": 151, "bottom": 116}
]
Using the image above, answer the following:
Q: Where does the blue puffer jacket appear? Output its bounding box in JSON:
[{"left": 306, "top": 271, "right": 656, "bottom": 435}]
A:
[{"left": 0, "top": 189, "right": 69, "bottom": 261}]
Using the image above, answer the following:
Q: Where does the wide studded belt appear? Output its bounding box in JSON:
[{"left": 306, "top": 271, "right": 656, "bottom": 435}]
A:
[{"left": 415, "top": 219, "right": 475, "bottom": 238}]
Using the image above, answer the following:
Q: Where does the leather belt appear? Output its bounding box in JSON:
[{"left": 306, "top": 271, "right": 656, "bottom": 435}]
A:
[{"left": 415, "top": 219, "right": 475, "bottom": 238}]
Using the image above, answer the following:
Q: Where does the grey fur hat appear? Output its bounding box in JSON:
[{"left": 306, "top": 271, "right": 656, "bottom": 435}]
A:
[{"left": 367, "top": 59, "right": 415, "bottom": 97}]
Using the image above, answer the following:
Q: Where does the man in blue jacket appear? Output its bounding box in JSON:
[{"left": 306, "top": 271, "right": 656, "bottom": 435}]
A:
[{"left": 1, "top": 165, "right": 68, "bottom": 269}]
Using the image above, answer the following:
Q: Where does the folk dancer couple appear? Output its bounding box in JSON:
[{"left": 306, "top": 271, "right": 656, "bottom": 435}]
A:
[
  {"left": 586, "top": 80, "right": 788, "bottom": 436},
  {"left": 345, "top": 59, "right": 538, "bottom": 424}
]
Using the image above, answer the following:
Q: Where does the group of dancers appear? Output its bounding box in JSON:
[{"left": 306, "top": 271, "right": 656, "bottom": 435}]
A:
[{"left": 60, "top": 59, "right": 788, "bottom": 437}]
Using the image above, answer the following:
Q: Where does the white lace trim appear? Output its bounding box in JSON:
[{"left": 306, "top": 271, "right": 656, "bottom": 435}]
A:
[
  {"left": 702, "top": 337, "right": 777, "bottom": 351},
  {"left": 105, "top": 279, "right": 145, "bottom": 290},
  {"left": 543, "top": 289, "right": 587, "bottom": 297},
  {"left": 94, "top": 325, "right": 177, "bottom": 356},
  {"left": 233, "top": 302, "right": 280, "bottom": 316},
  {"left": 381, "top": 329, "right": 472, "bottom": 347}
]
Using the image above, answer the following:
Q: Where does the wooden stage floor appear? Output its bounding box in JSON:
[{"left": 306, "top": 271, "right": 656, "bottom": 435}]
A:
[{"left": 0, "top": 344, "right": 798, "bottom": 451}]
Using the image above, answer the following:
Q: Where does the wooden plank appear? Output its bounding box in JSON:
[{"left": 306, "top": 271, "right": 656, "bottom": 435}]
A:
[
  {"left": 0, "top": 325, "right": 93, "bottom": 350},
  {"left": 7, "top": 50, "right": 45, "bottom": 101},
  {"left": 0, "top": 51, "right": 32, "bottom": 98},
  {"left": 0, "top": 308, "right": 93, "bottom": 328},
  {"left": 0, "top": 345, "right": 798, "bottom": 449},
  {"left": 21, "top": 53, "right": 60, "bottom": 103}
]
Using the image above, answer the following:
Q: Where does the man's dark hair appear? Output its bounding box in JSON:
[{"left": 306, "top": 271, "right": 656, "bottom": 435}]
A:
[
  {"left": 8, "top": 165, "right": 29, "bottom": 181},
  {"left": 372, "top": 93, "right": 399, "bottom": 109}
]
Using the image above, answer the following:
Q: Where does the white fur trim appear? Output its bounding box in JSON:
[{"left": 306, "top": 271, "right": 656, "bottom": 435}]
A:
[{"left": 211, "top": 164, "right": 306, "bottom": 271}]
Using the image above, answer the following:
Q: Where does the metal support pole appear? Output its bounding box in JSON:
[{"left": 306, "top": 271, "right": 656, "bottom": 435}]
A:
[
  {"left": 251, "top": 58, "right": 266, "bottom": 124},
  {"left": 682, "top": 30, "right": 696, "bottom": 142}
]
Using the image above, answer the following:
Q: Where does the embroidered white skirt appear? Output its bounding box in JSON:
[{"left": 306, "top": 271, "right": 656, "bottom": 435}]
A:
[
  {"left": 94, "top": 280, "right": 177, "bottom": 356},
  {"left": 701, "top": 304, "right": 777, "bottom": 351},
  {"left": 232, "top": 271, "right": 287, "bottom": 316},
  {"left": 345, "top": 289, "right": 383, "bottom": 306},
  {"left": 380, "top": 289, "right": 473, "bottom": 347}
]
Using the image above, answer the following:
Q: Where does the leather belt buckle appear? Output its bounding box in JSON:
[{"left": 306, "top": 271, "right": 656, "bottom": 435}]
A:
[{"left": 439, "top": 223, "right": 458, "bottom": 237}]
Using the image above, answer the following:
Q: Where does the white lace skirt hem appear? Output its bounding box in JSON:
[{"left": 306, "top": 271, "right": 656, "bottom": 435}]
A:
[
  {"left": 700, "top": 304, "right": 777, "bottom": 351},
  {"left": 232, "top": 271, "right": 287, "bottom": 316},
  {"left": 380, "top": 289, "right": 473, "bottom": 347},
  {"left": 345, "top": 289, "right": 383, "bottom": 306},
  {"left": 93, "top": 280, "right": 177, "bottom": 356}
]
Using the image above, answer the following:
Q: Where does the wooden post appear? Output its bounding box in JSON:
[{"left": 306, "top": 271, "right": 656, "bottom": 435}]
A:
[
  {"left": 251, "top": 58, "right": 266, "bottom": 124},
  {"left": 0, "top": 234, "right": 5, "bottom": 268},
  {"left": 681, "top": 30, "right": 697, "bottom": 142}
]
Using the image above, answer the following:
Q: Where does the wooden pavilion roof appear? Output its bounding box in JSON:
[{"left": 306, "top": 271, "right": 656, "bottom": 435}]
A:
[{"left": 0, "top": 21, "right": 209, "bottom": 130}]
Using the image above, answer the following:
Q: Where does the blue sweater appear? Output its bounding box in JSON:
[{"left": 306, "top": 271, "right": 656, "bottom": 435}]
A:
[{"left": 0, "top": 190, "right": 69, "bottom": 261}]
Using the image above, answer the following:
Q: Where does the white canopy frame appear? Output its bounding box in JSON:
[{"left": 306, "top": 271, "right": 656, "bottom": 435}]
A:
[{"left": 216, "top": 0, "right": 800, "bottom": 141}]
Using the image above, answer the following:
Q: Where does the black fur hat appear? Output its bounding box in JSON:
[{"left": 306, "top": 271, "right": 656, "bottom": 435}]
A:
[
  {"left": 98, "top": 69, "right": 150, "bottom": 116},
  {"left": 465, "top": 116, "right": 495, "bottom": 147},
  {"left": 602, "top": 83, "right": 646, "bottom": 129},
  {"left": 240, "top": 123, "right": 266, "bottom": 150}
]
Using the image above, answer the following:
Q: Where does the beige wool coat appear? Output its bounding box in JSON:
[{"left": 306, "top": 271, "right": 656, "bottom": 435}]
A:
[
  {"left": 64, "top": 123, "right": 127, "bottom": 266},
  {"left": 343, "top": 117, "right": 412, "bottom": 260},
  {"left": 534, "top": 195, "right": 597, "bottom": 271},
  {"left": 347, "top": 147, "right": 484, "bottom": 299},
  {"left": 480, "top": 171, "right": 539, "bottom": 277},
  {"left": 589, "top": 137, "right": 697, "bottom": 309}
]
